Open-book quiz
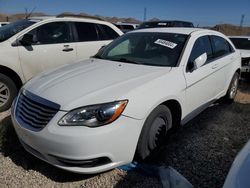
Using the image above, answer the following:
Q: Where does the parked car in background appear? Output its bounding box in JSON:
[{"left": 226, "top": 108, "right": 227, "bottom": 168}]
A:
[
  {"left": 114, "top": 22, "right": 138, "bottom": 33},
  {"left": 0, "top": 22, "right": 10, "bottom": 27},
  {"left": 229, "top": 36, "right": 250, "bottom": 78},
  {"left": 12, "top": 28, "right": 240, "bottom": 174},
  {"left": 137, "top": 20, "right": 194, "bottom": 29},
  {"left": 0, "top": 16, "right": 123, "bottom": 112}
]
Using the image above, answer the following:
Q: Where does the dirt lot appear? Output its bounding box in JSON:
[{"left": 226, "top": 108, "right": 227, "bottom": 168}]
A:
[{"left": 0, "top": 80, "right": 250, "bottom": 188}]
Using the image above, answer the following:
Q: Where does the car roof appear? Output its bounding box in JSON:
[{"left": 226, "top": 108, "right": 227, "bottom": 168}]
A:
[
  {"left": 28, "top": 16, "right": 55, "bottom": 21},
  {"left": 116, "top": 22, "right": 139, "bottom": 26},
  {"left": 142, "top": 20, "right": 193, "bottom": 24},
  {"left": 130, "top": 27, "right": 215, "bottom": 35},
  {"left": 228, "top": 36, "right": 250, "bottom": 39},
  {"left": 27, "top": 15, "right": 109, "bottom": 24}
]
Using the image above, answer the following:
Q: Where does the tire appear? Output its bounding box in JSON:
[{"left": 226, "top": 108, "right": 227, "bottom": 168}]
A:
[
  {"left": 224, "top": 72, "right": 239, "bottom": 103},
  {"left": 135, "top": 105, "right": 172, "bottom": 161},
  {"left": 0, "top": 73, "right": 17, "bottom": 112}
]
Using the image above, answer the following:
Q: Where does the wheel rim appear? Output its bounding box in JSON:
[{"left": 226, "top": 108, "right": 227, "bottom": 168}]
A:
[
  {"left": 0, "top": 82, "right": 10, "bottom": 108},
  {"left": 229, "top": 77, "right": 238, "bottom": 99},
  {"left": 148, "top": 117, "right": 167, "bottom": 150}
]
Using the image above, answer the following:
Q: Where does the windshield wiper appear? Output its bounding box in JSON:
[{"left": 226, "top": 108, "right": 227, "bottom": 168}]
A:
[
  {"left": 92, "top": 54, "right": 103, "bottom": 59},
  {"left": 113, "top": 58, "right": 141, "bottom": 65},
  {"left": 92, "top": 56, "right": 141, "bottom": 65}
]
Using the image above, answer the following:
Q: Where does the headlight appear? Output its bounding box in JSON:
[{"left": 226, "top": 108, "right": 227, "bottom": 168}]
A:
[{"left": 58, "top": 100, "right": 128, "bottom": 127}]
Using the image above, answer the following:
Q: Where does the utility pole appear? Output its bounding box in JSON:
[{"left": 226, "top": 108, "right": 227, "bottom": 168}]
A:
[
  {"left": 240, "top": 14, "right": 245, "bottom": 28},
  {"left": 240, "top": 14, "right": 245, "bottom": 35},
  {"left": 25, "top": 8, "right": 28, "bottom": 19},
  {"left": 143, "top": 8, "right": 147, "bottom": 21}
]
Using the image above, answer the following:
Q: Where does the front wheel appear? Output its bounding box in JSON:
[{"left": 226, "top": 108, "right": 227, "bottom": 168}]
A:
[
  {"left": 0, "top": 73, "right": 17, "bottom": 112},
  {"left": 135, "top": 105, "right": 172, "bottom": 161},
  {"left": 224, "top": 72, "right": 239, "bottom": 103}
]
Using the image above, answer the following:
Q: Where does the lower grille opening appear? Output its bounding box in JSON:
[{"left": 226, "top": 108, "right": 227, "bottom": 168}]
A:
[
  {"left": 20, "top": 139, "right": 45, "bottom": 160},
  {"left": 49, "top": 155, "right": 111, "bottom": 168}
]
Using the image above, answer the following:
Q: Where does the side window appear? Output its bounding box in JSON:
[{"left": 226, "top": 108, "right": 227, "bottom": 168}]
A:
[
  {"left": 211, "top": 36, "right": 231, "bottom": 58},
  {"left": 75, "top": 22, "right": 98, "bottom": 42},
  {"left": 174, "top": 22, "right": 182, "bottom": 27},
  {"left": 187, "top": 35, "right": 213, "bottom": 71},
  {"left": 29, "top": 22, "right": 71, "bottom": 44},
  {"left": 97, "top": 24, "right": 120, "bottom": 40}
]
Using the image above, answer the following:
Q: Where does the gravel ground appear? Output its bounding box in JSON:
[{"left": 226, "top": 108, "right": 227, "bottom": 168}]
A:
[{"left": 0, "top": 80, "right": 250, "bottom": 188}]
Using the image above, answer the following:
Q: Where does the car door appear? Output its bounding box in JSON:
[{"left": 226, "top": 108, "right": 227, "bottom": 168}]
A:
[
  {"left": 210, "top": 35, "right": 236, "bottom": 96},
  {"left": 184, "top": 35, "right": 218, "bottom": 114},
  {"left": 73, "top": 22, "right": 120, "bottom": 61},
  {"left": 18, "top": 21, "right": 77, "bottom": 81}
]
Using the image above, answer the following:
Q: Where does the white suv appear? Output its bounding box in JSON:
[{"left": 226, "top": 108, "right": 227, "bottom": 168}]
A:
[
  {"left": 0, "top": 16, "right": 123, "bottom": 111},
  {"left": 12, "top": 28, "right": 240, "bottom": 174}
]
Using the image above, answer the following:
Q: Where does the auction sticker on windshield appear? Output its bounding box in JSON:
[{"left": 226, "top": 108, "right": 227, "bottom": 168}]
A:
[{"left": 154, "top": 39, "right": 177, "bottom": 49}]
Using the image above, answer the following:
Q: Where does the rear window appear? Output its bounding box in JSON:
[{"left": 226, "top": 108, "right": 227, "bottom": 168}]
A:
[
  {"left": 211, "top": 36, "right": 232, "bottom": 58},
  {"left": 97, "top": 24, "right": 119, "bottom": 40},
  {"left": 230, "top": 37, "right": 250, "bottom": 50}
]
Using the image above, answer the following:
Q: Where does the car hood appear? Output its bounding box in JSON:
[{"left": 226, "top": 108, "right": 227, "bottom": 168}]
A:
[{"left": 24, "top": 59, "right": 171, "bottom": 111}]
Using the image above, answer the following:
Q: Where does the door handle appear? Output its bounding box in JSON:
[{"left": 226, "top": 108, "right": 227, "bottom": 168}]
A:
[
  {"left": 212, "top": 64, "right": 218, "bottom": 69},
  {"left": 62, "top": 44, "right": 73, "bottom": 52},
  {"left": 62, "top": 48, "right": 74, "bottom": 52}
]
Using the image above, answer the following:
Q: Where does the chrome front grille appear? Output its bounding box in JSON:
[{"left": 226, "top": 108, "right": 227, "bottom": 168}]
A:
[{"left": 15, "top": 90, "right": 60, "bottom": 131}]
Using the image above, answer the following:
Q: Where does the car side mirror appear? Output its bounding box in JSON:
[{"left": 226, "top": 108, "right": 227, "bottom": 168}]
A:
[
  {"left": 20, "top": 33, "right": 35, "bottom": 46},
  {"left": 194, "top": 53, "right": 207, "bottom": 69}
]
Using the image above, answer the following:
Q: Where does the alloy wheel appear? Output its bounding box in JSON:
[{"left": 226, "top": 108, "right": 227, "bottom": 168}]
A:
[
  {"left": 229, "top": 77, "right": 238, "bottom": 99},
  {"left": 0, "top": 82, "right": 10, "bottom": 108}
]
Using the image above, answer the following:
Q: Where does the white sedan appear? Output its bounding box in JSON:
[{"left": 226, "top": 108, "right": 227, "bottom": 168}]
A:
[{"left": 11, "top": 28, "right": 241, "bottom": 174}]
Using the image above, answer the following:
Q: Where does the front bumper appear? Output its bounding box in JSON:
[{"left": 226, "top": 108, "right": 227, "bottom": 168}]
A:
[{"left": 11, "top": 101, "right": 144, "bottom": 174}]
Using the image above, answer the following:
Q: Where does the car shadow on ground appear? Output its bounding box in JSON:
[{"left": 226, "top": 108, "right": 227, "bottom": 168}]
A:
[{"left": 0, "top": 115, "right": 96, "bottom": 183}]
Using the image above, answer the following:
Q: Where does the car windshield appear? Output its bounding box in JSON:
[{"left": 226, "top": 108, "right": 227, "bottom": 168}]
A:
[
  {"left": 95, "top": 32, "right": 188, "bottom": 67},
  {"left": 230, "top": 37, "right": 250, "bottom": 50},
  {"left": 0, "top": 19, "right": 36, "bottom": 42}
]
